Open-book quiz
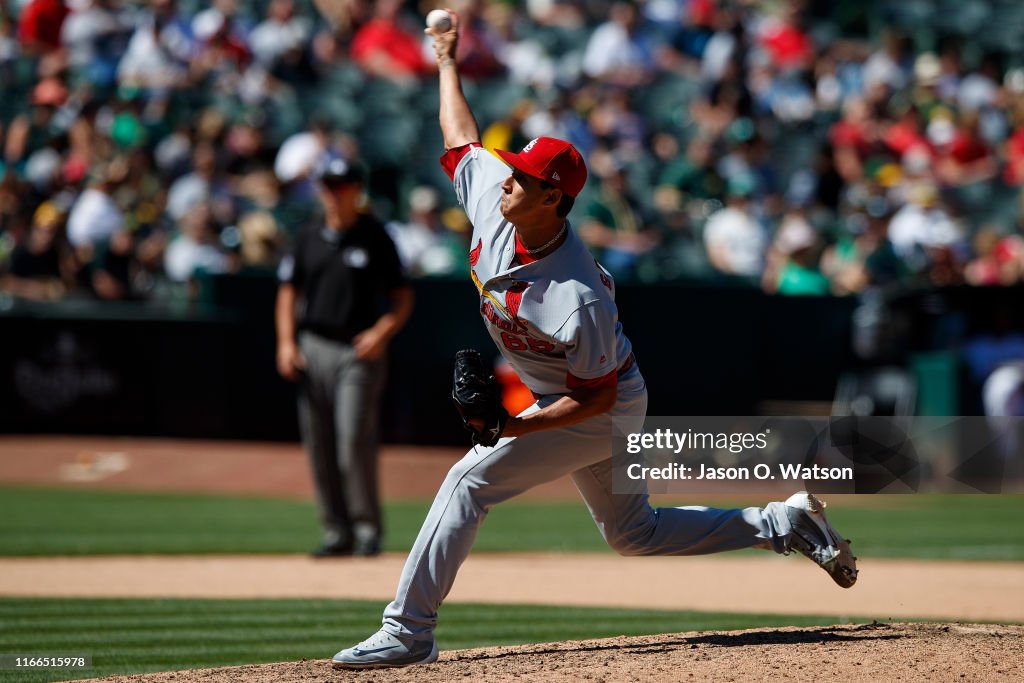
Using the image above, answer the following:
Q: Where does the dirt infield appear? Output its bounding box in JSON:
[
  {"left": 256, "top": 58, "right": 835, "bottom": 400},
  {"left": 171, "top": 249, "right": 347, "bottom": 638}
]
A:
[
  {"left": 4, "top": 553, "right": 1023, "bottom": 622},
  {"left": 88, "top": 623, "right": 1024, "bottom": 682},
  {"left": 0, "top": 436, "right": 577, "bottom": 500}
]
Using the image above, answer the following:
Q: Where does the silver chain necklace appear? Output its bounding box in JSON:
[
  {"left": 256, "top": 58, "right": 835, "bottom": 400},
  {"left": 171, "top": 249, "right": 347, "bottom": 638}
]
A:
[{"left": 525, "top": 222, "right": 567, "bottom": 255}]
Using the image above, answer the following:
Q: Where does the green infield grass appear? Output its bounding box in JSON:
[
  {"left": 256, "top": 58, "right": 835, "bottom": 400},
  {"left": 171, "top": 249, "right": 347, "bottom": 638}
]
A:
[
  {"left": 0, "top": 487, "right": 1022, "bottom": 560},
  {"left": 0, "top": 597, "right": 867, "bottom": 682}
]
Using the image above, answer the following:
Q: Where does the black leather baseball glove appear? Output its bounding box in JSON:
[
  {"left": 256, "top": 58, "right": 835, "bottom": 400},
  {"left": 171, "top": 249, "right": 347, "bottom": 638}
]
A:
[{"left": 451, "top": 349, "right": 509, "bottom": 447}]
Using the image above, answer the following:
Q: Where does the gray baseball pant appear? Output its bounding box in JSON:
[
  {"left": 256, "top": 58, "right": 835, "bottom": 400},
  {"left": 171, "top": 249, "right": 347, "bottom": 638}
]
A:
[
  {"left": 382, "top": 372, "right": 795, "bottom": 640},
  {"left": 298, "top": 331, "right": 386, "bottom": 547}
]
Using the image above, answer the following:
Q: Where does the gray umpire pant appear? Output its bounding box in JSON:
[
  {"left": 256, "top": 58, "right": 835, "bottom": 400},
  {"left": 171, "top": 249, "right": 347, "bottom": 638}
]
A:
[
  {"left": 381, "top": 368, "right": 795, "bottom": 640},
  {"left": 297, "top": 331, "right": 387, "bottom": 547}
]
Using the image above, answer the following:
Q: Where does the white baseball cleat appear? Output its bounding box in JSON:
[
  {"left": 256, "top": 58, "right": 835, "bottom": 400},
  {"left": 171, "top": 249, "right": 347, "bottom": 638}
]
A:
[
  {"left": 783, "top": 491, "right": 859, "bottom": 588},
  {"left": 331, "top": 629, "right": 439, "bottom": 669}
]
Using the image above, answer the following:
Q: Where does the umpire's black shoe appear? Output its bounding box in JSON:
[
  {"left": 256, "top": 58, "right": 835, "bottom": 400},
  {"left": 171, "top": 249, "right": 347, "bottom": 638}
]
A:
[
  {"left": 353, "top": 539, "right": 382, "bottom": 557},
  {"left": 310, "top": 541, "right": 353, "bottom": 558}
]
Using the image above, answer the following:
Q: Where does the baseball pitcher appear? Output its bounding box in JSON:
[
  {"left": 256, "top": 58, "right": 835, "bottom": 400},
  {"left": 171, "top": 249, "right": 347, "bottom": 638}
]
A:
[{"left": 331, "top": 10, "right": 857, "bottom": 670}]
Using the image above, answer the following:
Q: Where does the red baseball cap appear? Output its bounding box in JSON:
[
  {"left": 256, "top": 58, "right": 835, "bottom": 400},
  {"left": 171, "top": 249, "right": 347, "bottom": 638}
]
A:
[{"left": 495, "top": 137, "right": 587, "bottom": 198}]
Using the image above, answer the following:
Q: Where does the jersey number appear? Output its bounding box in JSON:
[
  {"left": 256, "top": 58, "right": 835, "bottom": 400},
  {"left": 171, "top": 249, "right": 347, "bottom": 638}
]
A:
[{"left": 500, "top": 331, "right": 554, "bottom": 354}]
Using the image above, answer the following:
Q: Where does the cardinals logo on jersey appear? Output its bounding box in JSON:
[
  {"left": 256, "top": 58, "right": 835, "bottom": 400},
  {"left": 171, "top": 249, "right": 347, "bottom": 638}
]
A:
[
  {"left": 505, "top": 281, "right": 528, "bottom": 321},
  {"left": 469, "top": 238, "right": 482, "bottom": 267}
]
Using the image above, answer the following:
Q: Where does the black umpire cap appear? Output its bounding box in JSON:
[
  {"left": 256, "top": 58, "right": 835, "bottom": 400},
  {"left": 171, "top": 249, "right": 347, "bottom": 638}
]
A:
[{"left": 318, "top": 157, "right": 364, "bottom": 187}]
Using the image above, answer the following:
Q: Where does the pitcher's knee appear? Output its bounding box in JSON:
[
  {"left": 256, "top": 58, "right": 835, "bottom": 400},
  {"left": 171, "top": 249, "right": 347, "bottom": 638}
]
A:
[
  {"left": 605, "top": 523, "right": 659, "bottom": 556},
  {"left": 607, "top": 537, "right": 650, "bottom": 556}
]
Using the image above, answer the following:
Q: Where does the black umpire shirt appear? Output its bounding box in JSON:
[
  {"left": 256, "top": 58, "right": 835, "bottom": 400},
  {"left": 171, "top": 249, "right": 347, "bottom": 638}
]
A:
[{"left": 278, "top": 213, "right": 406, "bottom": 343}]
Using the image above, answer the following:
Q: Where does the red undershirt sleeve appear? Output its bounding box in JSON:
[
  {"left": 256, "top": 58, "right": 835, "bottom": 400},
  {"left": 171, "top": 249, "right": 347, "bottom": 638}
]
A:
[{"left": 439, "top": 142, "right": 482, "bottom": 180}]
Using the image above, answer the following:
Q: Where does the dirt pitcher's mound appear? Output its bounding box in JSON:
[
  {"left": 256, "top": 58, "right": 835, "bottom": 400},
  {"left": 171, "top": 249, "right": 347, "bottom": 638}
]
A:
[{"left": 90, "top": 622, "right": 1023, "bottom": 682}]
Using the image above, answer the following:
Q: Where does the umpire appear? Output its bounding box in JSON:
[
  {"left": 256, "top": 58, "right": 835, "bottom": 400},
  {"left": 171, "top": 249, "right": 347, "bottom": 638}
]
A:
[{"left": 275, "top": 157, "right": 414, "bottom": 557}]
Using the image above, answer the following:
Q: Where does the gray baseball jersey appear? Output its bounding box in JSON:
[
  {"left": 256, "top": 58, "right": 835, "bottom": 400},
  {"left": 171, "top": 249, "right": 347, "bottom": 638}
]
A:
[
  {"left": 447, "top": 143, "right": 634, "bottom": 396},
  {"left": 375, "top": 141, "right": 798, "bottom": 644}
]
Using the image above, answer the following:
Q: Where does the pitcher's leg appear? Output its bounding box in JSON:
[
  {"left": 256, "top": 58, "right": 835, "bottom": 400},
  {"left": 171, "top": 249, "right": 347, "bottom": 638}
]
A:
[
  {"left": 572, "top": 458, "right": 793, "bottom": 556},
  {"left": 382, "top": 412, "right": 617, "bottom": 640}
]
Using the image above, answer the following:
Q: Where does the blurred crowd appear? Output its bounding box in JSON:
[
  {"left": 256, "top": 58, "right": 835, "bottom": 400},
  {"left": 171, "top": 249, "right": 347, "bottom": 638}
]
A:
[{"left": 3, "top": 0, "right": 1024, "bottom": 304}]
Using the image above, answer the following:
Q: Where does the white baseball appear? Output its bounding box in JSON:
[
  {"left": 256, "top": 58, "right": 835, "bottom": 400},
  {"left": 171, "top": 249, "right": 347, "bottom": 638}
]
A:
[{"left": 426, "top": 9, "right": 452, "bottom": 32}]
